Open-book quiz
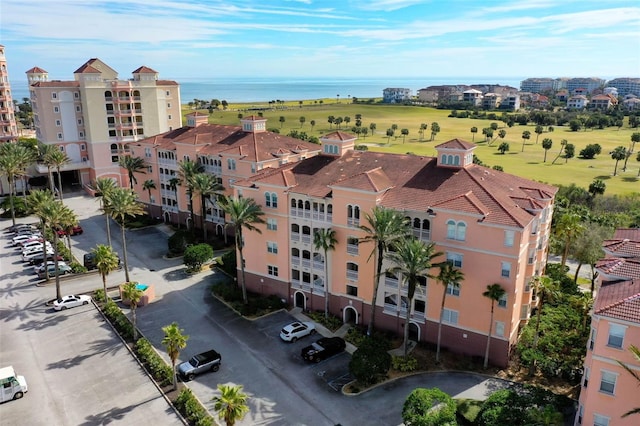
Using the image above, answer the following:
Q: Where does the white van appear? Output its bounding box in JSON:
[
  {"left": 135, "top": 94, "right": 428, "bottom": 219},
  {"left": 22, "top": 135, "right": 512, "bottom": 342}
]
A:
[{"left": 0, "top": 366, "right": 28, "bottom": 401}]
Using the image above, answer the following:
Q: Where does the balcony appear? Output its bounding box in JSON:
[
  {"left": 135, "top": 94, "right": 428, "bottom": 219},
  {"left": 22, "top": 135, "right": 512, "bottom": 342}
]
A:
[
  {"left": 346, "top": 270, "right": 358, "bottom": 281},
  {"left": 346, "top": 244, "right": 359, "bottom": 255},
  {"left": 313, "top": 260, "right": 324, "bottom": 270},
  {"left": 385, "top": 276, "right": 399, "bottom": 288},
  {"left": 35, "top": 159, "right": 92, "bottom": 173},
  {"left": 111, "top": 148, "right": 131, "bottom": 155},
  {"left": 412, "top": 229, "right": 431, "bottom": 242},
  {"left": 290, "top": 232, "right": 300, "bottom": 242},
  {"left": 313, "top": 278, "right": 324, "bottom": 290},
  {"left": 301, "top": 234, "right": 311, "bottom": 244},
  {"left": 301, "top": 258, "right": 311, "bottom": 269},
  {"left": 347, "top": 217, "right": 360, "bottom": 227},
  {"left": 312, "top": 212, "right": 332, "bottom": 223},
  {"left": 291, "top": 255, "right": 300, "bottom": 266},
  {"left": 158, "top": 158, "right": 177, "bottom": 166}
]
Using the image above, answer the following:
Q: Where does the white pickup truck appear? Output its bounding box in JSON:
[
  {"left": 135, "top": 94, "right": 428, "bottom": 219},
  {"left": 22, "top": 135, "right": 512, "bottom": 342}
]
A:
[
  {"left": 1, "top": 366, "right": 28, "bottom": 402},
  {"left": 177, "top": 350, "right": 221, "bottom": 381}
]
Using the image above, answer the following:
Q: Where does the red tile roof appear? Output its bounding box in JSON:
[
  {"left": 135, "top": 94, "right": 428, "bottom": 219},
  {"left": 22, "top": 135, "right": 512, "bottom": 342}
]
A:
[
  {"left": 594, "top": 279, "right": 640, "bottom": 323},
  {"left": 74, "top": 62, "right": 102, "bottom": 74},
  {"left": 132, "top": 66, "right": 158, "bottom": 74},
  {"left": 436, "top": 138, "right": 475, "bottom": 150},
  {"left": 26, "top": 66, "right": 47, "bottom": 73},
  {"left": 603, "top": 238, "right": 640, "bottom": 258},
  {"left": 30, "top": 81, "right": 80, "bottom": 88},
  {"left": 597, "top": 257, "right": 640, "bottom": 279},
  {"left": 242, "top": 142, "right": 557, "bottom": 227},
  {"left": 322, "top": 131, "right": 356, "bottom": 142},
  {"left": 614, "top": 229, "right": 640, "bottom": 240}
]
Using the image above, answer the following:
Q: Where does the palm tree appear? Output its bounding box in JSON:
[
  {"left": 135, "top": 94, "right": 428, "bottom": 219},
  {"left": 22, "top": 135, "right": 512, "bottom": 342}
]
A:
[
  {"left": 168, "top": 177, "right": 182, "bottom": 227},
  {"left": 617, "top": 344, "right": 640, "bottom": 418},
  {"left": 212, "top": 383, "right": 249, "bottom": 426},
  {"left": 555, "top": 212, "right": 585, "bottom": 267},
  {"left": 142, "top": 179, "right": 156, "bottom": 203},
  {"left": 92, "top": 244, "right": 120, "bottom": 301},
  {"left": 528, "top": 276, "right": 559, "bottom": 375},
  {"left": 118, "top": 155, "right": 147, "bottom": 190},
  {"left": 542, "top": 138, "right": 553, "bottom": 162},
  {"left": 94, "top": 177, "right": 117, "bottom": 247},
  {"left": 122, "top": 281, "right": 143, "bottom": 341},
  {"left": 387, "top": 238, "right": 441, "bottom": 356},
  {"left": 435, "top": 261, "right": 465, "bottom": 362},
  {"left": 40, "top": 200, "right": 78, "bottom": 300},
  {"left": 610, "top": 145, "right": 627, "bottom": 176},
  {"left": 178, "top": 159, "right": 204, "bottom": 231},
  {"left": 0, "top": 143, "right": 33, "bottom": 227},
  {"left": 482, "top": 283, "right": 506, "bottom": 368},
  {"left": 162, "top": 322, "right": 189, "bottom": 391},
  {"left": 103, "top": 187, "right": 145, "bottom": 283},
  {"left": 191, "top": 173, "right": 223, "bottom": 241},
  {"left": 219, "top": 195, "right": 265, "bottom": 304},
  {"left": 359, "top": 206, "right": 409, "bottom": 336},
  {"left": 313, "top": 228, "right": 337, "bottom": 319},
  {"left": 45, "top": 149, "right": 70, "bottom": 202},
  {"left": 470, "top": 126, "right": 477, "bottom": 142},
  {"left": 521, "top": 130, "right": 531, "bottom": 152},
  {"left": 38, "top": 143, "right": 61, "bottom": 195},
  {"left": 26, "top": 189, "right": 56, "bottom": 279}
]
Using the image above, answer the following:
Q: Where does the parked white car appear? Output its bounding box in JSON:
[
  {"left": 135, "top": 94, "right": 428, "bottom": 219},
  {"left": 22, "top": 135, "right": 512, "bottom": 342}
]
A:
[
  {"left": 34, "top": 261, "right": 68, "bottom": 274},
  {"left": 279, "top": 321, "right": 316, "bottom": 342},
  {"left": 53, "top": 294, "right": 92, "bottom": 311},
  {"left": 20, "top": 241, "right": 51, "bottom": 252},
  {"left": 22, "top": 249, "right": 54, "bottom": 263},
  {"left": 12, "top": 234, "right": 42, "bottom": 246}
]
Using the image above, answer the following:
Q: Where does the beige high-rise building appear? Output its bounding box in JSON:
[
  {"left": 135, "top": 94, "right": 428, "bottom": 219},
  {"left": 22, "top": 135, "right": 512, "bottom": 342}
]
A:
[
  {"left": 0, "top": 45, "right": 18, "bottom": 143},
  {"left": 27, "top": 58, "right": 181, "bottom": 189}
]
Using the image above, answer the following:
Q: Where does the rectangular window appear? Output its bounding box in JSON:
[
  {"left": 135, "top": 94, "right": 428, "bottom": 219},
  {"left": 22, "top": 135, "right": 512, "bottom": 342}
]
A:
[
  {"left": 144, "top": 148, "right": 152, "bottom": 158},
  {"left": 168, "top": 115, "right": 172, "bottom": 120},
  {"left": 54, "top": 106, "right": 59, "bottom": 113},
  {"left": 166, "top": 91, "right": 170, "bottom": 96},
  {"left": 80, "top": 144, "right": 86, "bottom": 151},
  {"left": 583, "top": 368, "right": 590, "bottom": 388},
  {"left": 589, "top": 328, "right": 596, "bottom": 350},
  {"left": 268, "top": 265, "right": 278, "bottom": 276},
  {"left": 79, "top": 132, "right": 85, "bottom": 139},
  {"left": 55, "top": 119, "right": 61, "bottom": 126},
  {"left": 599, "top": 370, "right": 616, "bottom": 395},
  {"left": 346, "top": 285, "right": 358, "bottom": 297},
  {"left": 227, "top": 159, "right": 236, "bottom": 170},
  {"left": 57, "top": 133, "right": 63, "bottom": 140},
  {"left": 593, "top": 414, "right": 609, "bottom": 426},
  {"left": 504, "top": 230, "right": 514, "bottom": 247},
  {"left": 446, "top": 252, "right": 463, "bottom": 268},
  {"left": 442, "top": 308, "right": 458, "bottom": 325},
  {"left": 167, "top": 103, "right": 171, "bottom": 108},
  {"left": 520, "top": 304, "right": 529, "bottom": 320},
  {"left": 52, "top": 92, "right": 57, "bottom": 99},
  {"left": 267, "top": 218, "right": 277, "bottom": 231},
  {"left": 74, "top": 92, "right": 79, "bottom": 98},
  {"left": 501, "top": 262, "right": 511, "bottom": 278},
  {"left": 498, "top": 294, "right": 507, "bottom": 308},
  {"left": 77, "top": 119, "right": 83, "bottom": 125},
  {"left": 607, "top": 323, "right": 625, "bottom": 349},
  {"left": 495, "top": 321, "right": 505, "bottom": 337},
  {"left": 446, "top": 283, "right": 460, "bottom": 296},
  {"left": 267, "top": 242, "right": 278, "bottom": 254},
  {"left": 76, "top": 106, "right": 81, "bottom": 112}
]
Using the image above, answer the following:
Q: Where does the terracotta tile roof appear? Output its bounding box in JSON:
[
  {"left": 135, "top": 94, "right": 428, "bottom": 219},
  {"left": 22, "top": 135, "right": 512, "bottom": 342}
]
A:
[
  {"left": 596, "top": 257, "right": 640, "bottom": 279},
  {"left": 614, "top": 229, "right": 640, "bottom": 240},
  {"left": 156, "top": 80, "right": 179, "bottom": 86},
  {"left": 594, "top": 279, "right": 640, "bottom": 323},
  {"left": 136, "top": 123, "right": 321, "bottom": 163},
  {"left": 243, "top": 143, "right": 557, "bottom": 227},
  {"left": 30, "top": 81, "right": 80, "bottom": 88},
  {"left": 435, "top": 138, "right": 475, "bottom": 150},
  {"left": 132, "top": 66, "right": 158, "bottom": 74},
  {"left": 26, "top": 66, "right": 47, "bottom": 73},
  {"left": 73, "top": 63, "right": 101, "bottom": 74},
  {"left": 322, "top": 131, "right": 356, "bottom": 141},
  {"left": 331, "top": 167, "right": 393, "bottom": 193},
  {"left": 603, "top": 238, "right": 640, "bottom": 258}
]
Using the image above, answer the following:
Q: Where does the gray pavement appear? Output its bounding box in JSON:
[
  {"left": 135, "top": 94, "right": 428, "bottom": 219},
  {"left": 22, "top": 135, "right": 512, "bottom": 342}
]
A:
[{"left": 3, "top": 192, "right": 526, "bottom": 425}]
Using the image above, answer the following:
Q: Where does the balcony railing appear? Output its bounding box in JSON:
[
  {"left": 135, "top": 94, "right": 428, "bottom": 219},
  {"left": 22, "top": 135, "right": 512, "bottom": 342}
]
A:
[
  {"left": 346, "top": 270, "right": 358, "bottom": 281},
  {"left": 385, "top": 276, "right": 399, "bottom": 288},
  {"left": 313, "top": 260, "right": 324, "bottom": 270},
  {"left": 301, "top": 234, "right": 311, "bottom": 244},
  {"left": 290, "top": 232, "right": 300, "bottom": 242},
  {"left": 35, "top": 159, "right": 92, "bottom": 173},
  {"left": 311, "top": 212, "right": 332, "bottom": 223},
  {"left": 301, "top": 259, "right": 311, "bottom": 269},
  {"left": 412, "top": 229, "right": 431, "bottom": 241},
  {"left": 291, "top": 255, "right": 300, "bottom": 265},
  {"left": 347, "top": 217, "right": 360, "bottom": 227},
  {"left": 313, "top": 278, "right": 324, "bottom": 290},
  {"left": 346, "top": 244, "right": 359, "bottom": 255}
]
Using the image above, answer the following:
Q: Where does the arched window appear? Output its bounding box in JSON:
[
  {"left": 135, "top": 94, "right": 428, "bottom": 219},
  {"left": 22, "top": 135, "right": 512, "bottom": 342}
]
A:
[
  {"left": 265, "top": 192, "right": 272, "bottom": 207},
  {"left": 453, "top": 155, "right": 460, "bottom": 166},
  {"left": 291, "top": 247, "right": 300, "bottom": 257},
  {"left": 291, "top": 198, "right": 297, "bottom": 208},
  {"left": 446, "top": 220, "right": 466, "bottom": 241},
  {"left": 446, "top": 220, "right": 456, "bottom": 239},
  {"left": 441, "top": 155, "right": 447, "bottom": 165},
  {"left": 456, "top": 222, "right": 466, "bottom": 241},
  {"left": 291, "top": 223, "right": 299, "bottom": 233}
]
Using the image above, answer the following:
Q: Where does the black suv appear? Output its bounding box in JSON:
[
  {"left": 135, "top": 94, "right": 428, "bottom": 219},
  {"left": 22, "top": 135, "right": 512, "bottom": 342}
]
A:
[
  {"left": 84, "top": 252, "right": 121, "bottom": 270},
  {"left": 301, "top": 337, "right": 346, "bottom": 363}
]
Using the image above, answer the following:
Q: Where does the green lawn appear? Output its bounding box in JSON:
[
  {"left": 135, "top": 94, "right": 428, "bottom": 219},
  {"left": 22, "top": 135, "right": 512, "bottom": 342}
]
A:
[{"left": 184, "top": 102, "right": 640, "bottom": 196}]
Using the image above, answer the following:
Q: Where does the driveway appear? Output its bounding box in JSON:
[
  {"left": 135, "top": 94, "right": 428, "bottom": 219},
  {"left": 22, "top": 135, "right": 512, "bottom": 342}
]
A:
[{"left": 4, "top": 193, "right": 518, "bottom": 425}]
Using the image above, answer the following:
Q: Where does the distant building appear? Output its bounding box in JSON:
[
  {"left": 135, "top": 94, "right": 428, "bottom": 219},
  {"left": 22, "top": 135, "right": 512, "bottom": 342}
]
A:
[
  {"left": 463, "top": 89, "right": 483, "bottom": 106},
  {"left": 567, "top": 95, "right": 589, "bottom": 109},
  {"left": 622, "top": 95, "right": 640, "bottom": 111},
  {"left": 576, "top": 228, "right": 640, "bottom": 426},
  {"left": 501, "top": 94, "right": 521, "bottom": 111},
  {"left": 606, "top": 77, "right": 640, "bottom": 97},
  {"left": 602, "top": 87, "right": 618, "bottom": 98},
  {"left": 481, "top": 93, "right": 501, "bottom": 109},
  {"left": 520, "top": 78, "right": 555, "bottom": 93},
  {"left": 566, "top": 78, "right": 606, "bottom": 95},
  {"left": 590, "top": 94, "right": 617, "bottom": 111},
  {"left": 27, "top": 58, "right": 181, "bottom": 190},
  {"left": 382, "top": 88, "right": 412, "bottom": 103},
  {"left": 0, "top": 45, "right": 18, "bottom": 143}
]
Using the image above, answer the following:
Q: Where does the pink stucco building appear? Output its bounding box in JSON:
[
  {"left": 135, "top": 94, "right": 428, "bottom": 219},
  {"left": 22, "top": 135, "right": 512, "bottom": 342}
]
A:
[
  {"left": 576, "top": 229, "right": 640, "bottom": 426},
  {"left": 135, "top": 115, "right": 557, "bottom": 367},
  {"left": 26, "top": 58, "right": 181, "bottom": 190}
]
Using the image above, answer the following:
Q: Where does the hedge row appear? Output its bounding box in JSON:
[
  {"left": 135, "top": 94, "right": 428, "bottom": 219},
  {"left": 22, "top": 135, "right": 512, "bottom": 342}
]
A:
[
  {"left": 102, "top": 299, "right": 134, "bottom": 340},
  {"left": 134, "top": 339, "right": 173, "bottom": 387},
  {"left": 175, "top": 388, "right": 214, "bottom": 426}
]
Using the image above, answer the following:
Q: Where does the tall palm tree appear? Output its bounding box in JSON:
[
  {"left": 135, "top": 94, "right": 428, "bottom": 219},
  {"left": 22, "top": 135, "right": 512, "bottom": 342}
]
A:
[
  {"left": 0, "top": 143, "right": 32, "bottom": 227},
  {"left": 40, "top": 200, "right": 78, "bottom": 300},
  {"left": 162, "top": 322, "right": 189, "bottom": 391},
  {"left": 177, "top": 159, "right": 204, "bottom": 231},
  {"left": 40, "top": 147, "right": 71, "bottom": 202},
  {"left": 26, "top": 189, "right": 56, "bottom": 279},
  {"left": 313, "top": 228, "right": 337, "bottom": 319},
  {"left": 387, "top": 238, "right": 441, "bottom": 357},
  {"left": 555, "top": 213, "right": 585, "bottom": 267},
  {"left": 359, "top": 206, "right": 409, "bottom": 336},
  {"left": 118, "top": 155, "right": 147, "bottom": 190},
  {"left": 38, "top": 143, "right": 60, "bottom": 195},
  {"left": 435, "top": 261, "right": 465, "bottom": 362},
  {"left": 92, "top": 244, "right": 120, "bottom": 301},
  {"left": 122, "top": 281, "right": 143, "bottom": 341},
  {"left": 529, "top": 276, "right": 559, "bottom": 376},
  {"left": 482, "top": 283, "right": 506, "bottom": 368},
  {"left": 142, "top": 179, "right": 156, "bottom": 203},
  {"left": 219, "top": 195, "right": 265, "bottom": 304},
  {"left": 191, "top": 173, "right": 223, "bottom": 241},
  {"left": 617, "top": 344, "right": 640, "bottom": 418},
  {"left": 168, "top": 177, "right": 181, "bottom": 227},
  {"left": 103, "top": 187, "right": 145, "bottom": 283},
  {"left": 212, "top": 383, "right": 250, "bottom": 426},
  {"left": 94, "top": 177, "right": 117, "bottom": 247}
]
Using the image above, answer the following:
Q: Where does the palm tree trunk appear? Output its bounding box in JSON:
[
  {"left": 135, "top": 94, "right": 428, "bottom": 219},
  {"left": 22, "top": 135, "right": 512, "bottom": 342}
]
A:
[
  {"left": 574, "top": 262, "right": 583, "bottom": 284},
  {"left": 105, "top": 213, "right": 112, "bottom": 247},
  {"left": 201, "top": 196, "right": 207, "bottom": 242},
  {"left": 56, "top": 167, "right": 64, "bottom": 202},
  {"left": 237, "top": 230, "right": 248, "bottom": 304},
  {"left": 484, "top": 303, "right": 494, "bottom": 368},
  {"left": 102, "top": 273, "right": 108, "bottom": 301},
  {"left": 8, "top": 176, "right": 16, "bottom": 227},
  {"left": 172, "top": 362, "right": 177, "bottom": 390},
  {"left": 529, "top": 297, "right": 544, "bottom": 376},
  {"left": 48, "top": 167, "right": 55, "bottom": 194},
  {"left": 121, "top": 223, "right": 130, "bottom": 283},
  {"left": 324, "top": 250, "right": 330, "bottom": 319},
  {"left": 53, "top": 233, "right": 62, "bottom": 300},
  {"left": 131, "top": 305, "right": 137, "bottom": 341},
  {"left": 436, "top": 291, "right": 447, "bottom": 363},
  {"left": 367, "top": 246, "right": 384, "bottom": 336},
  {"left": 404, "top": 298, "right": 412, "bottom": 357}
]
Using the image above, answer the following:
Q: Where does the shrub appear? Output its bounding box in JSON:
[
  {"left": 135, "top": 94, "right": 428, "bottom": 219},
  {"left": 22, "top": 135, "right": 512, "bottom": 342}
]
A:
[
  {"left": 102, "top": 299, "right": 133, "bottom": 340},
  {"left": 403, "top": 387, "right": 457, "bottom": 426},
  {"left": 69, "top": 262, "right": 87, "bottom": 274},
  {"left": 349, "top": 337, "right": 392, "bottom": 386},
  {"left": 184, "top": 243, "right": 214, "bottom": 272},
  {"left": 134, "top": 338, "right": 173, "bottom": 387},
  {"left": 0, "top": 196, "right": 28, "bottom": 217},
  {"left": 219, "top": 249, "right": 237, "bottom": 276},
  {"left": 392, "top": 355, "right": 418, "bottom": 372},
  {"left": 212, "top": 280, "right": 243, "bottom": 302},
  {"left": 306, "top": 311, "right": 343, "bottom": 332},
  {"left": 168, "top": 230, "right": 196, "bottom": 255},
  {"left": 175, "top": 388, "right": 214, "bottom": 426},
  {"left": 94, "top": 288, "right": 106, "bottom": 303},
  {"left": 354, "top": 144, "right": 369, "bottom": 151}
]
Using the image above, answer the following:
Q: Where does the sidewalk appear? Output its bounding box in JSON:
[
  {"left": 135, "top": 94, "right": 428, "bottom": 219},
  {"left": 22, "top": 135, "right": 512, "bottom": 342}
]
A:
[{"left": 290, "top": 307, "right": 358, "bottom": 354}]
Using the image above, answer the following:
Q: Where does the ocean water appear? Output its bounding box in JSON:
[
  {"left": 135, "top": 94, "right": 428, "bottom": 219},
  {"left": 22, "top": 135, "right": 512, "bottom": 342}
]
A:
[{"left": 10, "top": 76, "right": 523, "bottom": 104}]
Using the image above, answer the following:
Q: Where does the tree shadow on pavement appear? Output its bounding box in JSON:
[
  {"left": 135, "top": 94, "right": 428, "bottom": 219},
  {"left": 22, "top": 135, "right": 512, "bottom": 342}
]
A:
[
  {"left": 0, "top": 280, "right": 38, "bottom": 299},
  {"left": 0, "top": 298, "right": 50, "bottom": 323},
  {"left": 79, "top": 395, "right": 166, "bottom": 426}
]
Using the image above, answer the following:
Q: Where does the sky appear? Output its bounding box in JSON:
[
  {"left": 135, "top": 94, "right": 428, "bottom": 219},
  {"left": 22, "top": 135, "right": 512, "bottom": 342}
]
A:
[{"left": 1, "top": 0, "right": 639, "bottom": 81}]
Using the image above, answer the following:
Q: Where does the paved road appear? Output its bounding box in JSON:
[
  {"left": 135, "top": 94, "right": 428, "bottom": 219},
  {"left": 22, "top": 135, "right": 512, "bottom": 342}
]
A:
[{"left": 25, "top": 193, "right": 517, "bottom": 426}]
